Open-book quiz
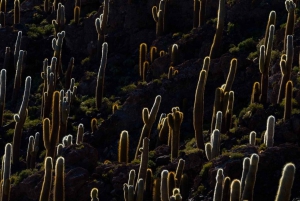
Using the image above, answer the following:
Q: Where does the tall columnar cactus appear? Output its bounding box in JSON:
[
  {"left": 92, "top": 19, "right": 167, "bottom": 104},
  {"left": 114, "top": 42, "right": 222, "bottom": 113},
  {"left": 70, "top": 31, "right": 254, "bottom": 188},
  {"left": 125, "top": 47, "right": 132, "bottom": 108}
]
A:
[
  {"left": 52, "top": 3, "right": 65, "bottom": 36},
  {"left": 76, "top": 123, "right": 84, "bottom": 144},
  {"left": 259, "top": 25, "right": 274, "bottom": 104},
  {"left": 264, "top": 115, "right": 275, "bottom": 147},
  {"left": 222, "top": 177, "right": 231, "bottom": 201},
  {"left": 0, "top": 0, "right": 6, "bottom": 13},
  {"left": 14, "top": 31, "right": 22, "bottom": 70},
  {"left": 3, "top": 47, "right": 10, "bottom": 71},
  {"left": 95, "top": 42, "right": 108, "bottom": 110},
  {"left": 278, "top": 35, "right": 294, "bottom": 103},
  {"left": 209, "top": 0, "right": 225, "bottom": 59},
  {"left": 211, "top": 87, "right": 223, "bottom": 132},
  {"left": 167, "top": 107, "right": 183, "bottom": 161},
  {"left": 171, "top": 44, "right": 179, "bottom": 66},
  {"left": 90, "top": 188, "right": 99, "bottom": 201},
  {"left": 241, "top": 154, "right": 259, "bottom": 201},
  {"left": 135, "top": 179, "right": 144, "bottom": 201},
  {"left": 74, "top": 6, "right": 80, "bottom": 24},
  {"left": 167, "top": 172, "right": 176, "bottom": 198},
  {"left": 43, "top": 91, "right": 60, "bottom": 158},
  {"left": 249, "top": 131, "right": 256, "bottom": 145},
  {"left": 135, "top": 95, "right": 161, "bottom": 159},
  {"left": 39, "top": 157, "right": 53, "bottom": 201},
  {"left": 153, "top": 178, "right": 161, "bottom": 201},
  {"left": 14, "top": 0, "right": 20, "bottom": 24},
  {"left": 205, "top": 129, "right": 221, "bottom": 160},
  {"left": 223, "top": 59, "right": 237, "bottom": 93},
  {"left": 284, "top": 80, "right": 293, "bottom": 121},
  {"left": 215, "top": 111, "right": 222, "bottom": 131},
  {"left": 201, "top": 56, "right": 210, "bottom": 83},
  {"left": 161, "top": 170, "right": 169, "bottom": 201},
  {"left": 275, "top": 163, "right": 296, "bottom": 201},
  {"left": 91, "top": 118, "right": 98, "bottom": 133},
  {"left": 52, "top": 31, "right": 65, "bottom": 81},
  {"left": 12, "top": 76, "right": 31, "bottom": 164},
  {"left": 54, "top": 156, "right": 65, "bottom": 201},
  {"left": 12, "top": 50, "right": 24, "bottom": 102},
  {"left": 224, "top": 91, "right": 234, "bottom": 133},
  {"left": 26, "top": 132, "right": 39, "bottom": 169},
  {"left": 1, "top": 143, "right": 12, "bottom": 201},
  {"left": 284, "top": 0, "right": 296, "bottom": 52},
  {"left": 44, "top": 0, "right": 49, "bottom": 12},
  {"left": 136, "top": 138, "right": 149, "bottom": 193},
  {"left": 230, "top": 179, "right": 241, "bottom": 201},
  {"left": 180, "top": 174, "right": 189, "bottom": 200},
  {"left": 240, "top": 157, "right": 250, "bottom": 197},
  {"left": 0, "top": 69, "right": 6, "bottom": 127},
  {"left": 251, "top": 82, "right": 260, "bottom": 104},
  {"left": 139, "top": 43, "right": 147, "bottom": 78},
  {"left": 199, "top": 0, "right": 207, "bottom": 27},
  {"left": 95, "top": 0, "right": 109, "bottom": 59},
  {"left": 213, "top": 169, "right": 224, "bottom": 201},
  {"left": 152, "top": 0, "right": 165, "bottom": 37},
  {"left": 158, "top": 114, "right": 169, "bottom": 144},
  {"left": 263, "top": 11, "right": 276, "bottom": 48},
  {"left": 175, "top": 159, "right": 185, "bottom": 188},
  {"left": 58, "top": 90, "right": 70, "bottom": 142},
  {"left": 193, "top": 0, "right": 200, "bottom": 28},
  {"left": 193, "top": 70, "right": 207, "bottom": 150},
  {"left": 143, "top": 61, "right": 149, "bottom": 82},
  {"left": 118, "top": 130, "right": 129, "bottom": 163},
  {"left": 150, "top": 46, "right": 158, "bottom": 63},
  {"left": 64, "top": 57, "right": 74, "bottom": 90},
  {"left": 145, "top": 168, "right": 153, "bottom": 197}
]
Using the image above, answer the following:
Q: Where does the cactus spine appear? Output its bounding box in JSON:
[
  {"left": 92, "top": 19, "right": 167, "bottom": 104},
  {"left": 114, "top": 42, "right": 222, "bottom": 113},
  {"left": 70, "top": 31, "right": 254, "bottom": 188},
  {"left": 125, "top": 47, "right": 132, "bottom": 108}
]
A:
[
  {"left": 275, "top": 163, "right": 295, "bottom": 201},
  {"left": 193, "top": 70, "right": 207, "bottom": 150},
  {"left": 1, "top": 143, "right": 12, "bottom": 201},
  {"left": 284, "top": 80, "right": 293, "bottom": 121},
  {"left": 118, "top": 130, "right": 129, "bottom": 163},
  {"left": 54, "top": 156, "right": 65, "bottom": 201},
  {"left": 241, "top": 154, "right": 259, "bottom": 201},
  {"left": 95, "top": 42, "right": 108, "bottom": 110},
  {"left": 0, "top": 69, "right": 6, "bottom": 127},
  {"left": 39, "top": 157, "right": 53, "bottom": 201},
  {"left": 209, "top": 0, "right": 225, "bottom": 59},
  {"left": 12, "top": 76, "right": 31, "bottom": 164},
  {"left": 135, "top": 95, "right": 161, "bottom": 159}
]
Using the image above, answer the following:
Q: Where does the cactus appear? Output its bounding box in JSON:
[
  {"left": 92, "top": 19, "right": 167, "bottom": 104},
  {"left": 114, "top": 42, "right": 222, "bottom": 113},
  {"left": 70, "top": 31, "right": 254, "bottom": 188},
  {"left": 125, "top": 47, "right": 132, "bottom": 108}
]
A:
[
  {"left": 145, "top": 168, "right": 153, "bottom": 197},
  {"left": 224, "top": 59, "right": 237, "bottom": 93},
  {"left": 230, "top": 179, "right": 241, "bottom": 201},
  {"left": 135, "top": 95, "right": 161, "bottom": 159},
  {"left": 57, "top": 144, "right": 63, "bottom": 156},
  {"left": 58, "top": 90, "right": 70, "bottom": 142},
  {"left": 1, "top": 143, "right": 12, "bottom": 201},
  {"left": 167, "top": 172, "right": 176, "bottom": 198},
  {"left": 213, "top": 169, "right": 224, "bottom": 201},
  {"left": 224, "top": 91, "right": 234, "bottom": 133},
  {"left": 54, "top": 156, "right": 65, "bottom": 201},
  {"left": 3, "top": 47, "right": 10, "bottom": 71},
  {"left": 14, "top": 0, "right": 20, "bottom": 24},
  {"left": 284, "top": 80, "right": 293, "bottom": 121},
  {"left": 153, "top": 178, "right": 161, "bottom": 201},
  {"left": 52, "top": 3, "right": 65, "bottom": 36},
  {"left": 52, "top": 31, "right": 65, "bottom": 82},
  {"left": 12, "top": 76, "right": 31, "bottom": 164},
  {"left": 12, "top": 50, "right": 24, "bottom": 102},
  {"left": 215, "top": 111, "right": 222, "bottom": 131},
  {"left": 158, "top": 114, "right": 169, "bottom": 144},
  {"left": 193, "top": 70, "right": 207, "bottom": 150},
  {"left": 211, "top": 87, "right": 223, "bottom": 132},
  {"left": 39, "top": 157, "right": 53, "bottom": 201},
  {"left": 240, "top": 157, "right": 250, "bottom": 197},
  {"left": 249, "top": 131, "right": 256, "bottom": 145},
  {"left": 175, "top": 159, "right": 185, "bottom": 187},
  {"left": 44, "top": 0, "right": 49, "bottom": 12},
  {"left": 136, "top": 179, "right": 144, "bottom": 201},
  {"left": 0, "top": 11, "right": 5, "bottom": 27},
  {"left": 259, "top": 25, "right": 274, "bottom": 104},
  {"left": 74, "top": 6, "right": 80, "bottom": 24},
  {"left": 152, "top": 0, "right": 165, "bottom": 37},
  {"left": 139, "top": 43, "right": 147, "bottom": 78},
  {"left": 199, "top": 0, "right": 207, "bottom": 27},
  {"left": 76, "top": 123, "right": 84, "bottom": 144},
  {"left": 284, "top": 0, "right": 296, "bottom": 52},
  {"left": 263, "top": 11, "right": 276, "bottom": 49},
  {"left": 26, "top": 132, "right": 39, "bottom": 169},
  {"left": 118, "top": 130, "right": 129, "bottom": 163},
  {"left": 209, "top": 0, "right": 225, "bottom": 59},
  {"left": 13, "top": 31, "right": 22, "bottom": 70},
  {"left": 0, "top": 69, "right": 6, "bottom": 127},
  {"left": 64, "top": 57, "right": 74, "bottom": 90},
  {"left": 250, "top": 82, "right": 260, "bottom": 104},
  {"left": 201, "top": 56, "right": 210, "bottom": 83},
  {"left": 264, "top": 115, "right": 275, "bottom": 147},
  {"left": 91, "top": 118, "right": 98, "bottom": 133},
  {"left": 275, "top": 163, "right": 296, "bottom": 201},
  {"left": 167, "top": 107, "right": 183, "bottom": 160},
  {"left": 0, "top": 0, "right": 6, "bottom": 13},
  {"left": 136, "top": 138, "right": 149, "bottom": 193},
  {"left": 95, "top": 0, "right": 109, "bottom": 59},
  {"left": 143, "top": 61, "right": 149, "bottom": 82},
  {"left": 278, "top": 35, "right": 293, "bottom": 103},
  {"left": 180, "top": 174, "right": 189, "bottom": 200},
  {"left": 241, "top": 154, "right": 259, "bottom": 201},
  {"left": 222, "top": 177, "right": 231, "bottom": 201},
  {"left": 171, "top": 44, "right": 179, "bottom": 66},
  {"left": 161, "top": 170, "right": 169, "bottom": 201},
  {"left": 95, "top": 42, "right": 108, "bottom": 110},
  {"left": 150, "top": 46, "right": 158, "bottom": 63},
  {"left": 90, "top": 188, "right": 99, "bottom": 201},
  {"left": 193, "top": 0, "right": 200, "bottom": 28}
]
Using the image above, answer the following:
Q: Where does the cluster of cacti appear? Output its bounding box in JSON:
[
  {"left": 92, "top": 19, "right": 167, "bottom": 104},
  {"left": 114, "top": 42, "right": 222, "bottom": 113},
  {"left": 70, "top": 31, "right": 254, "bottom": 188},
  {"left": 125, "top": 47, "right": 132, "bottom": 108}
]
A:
[
  {"left": 52, "top": 3, "right": 65, "bottom": 36},
  {"left": 205, "top": 129, "right": 220, "bottom": 160},
  {"left": 95, "top": 0, "right": 109, "bottom": 59}
]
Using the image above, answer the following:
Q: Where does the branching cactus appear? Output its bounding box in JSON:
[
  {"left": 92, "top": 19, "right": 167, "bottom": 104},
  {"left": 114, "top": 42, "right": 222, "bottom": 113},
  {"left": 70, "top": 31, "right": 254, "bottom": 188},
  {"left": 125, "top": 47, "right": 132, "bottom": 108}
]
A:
[
  {"left": 278, "top": 35, "right": 293, "bottom": 103},
  {"left": 205, "top": 129, "right": 221, "bottom": 160},
  {"left": 12, "top": 50, "right": 24, "bottom": 102},
  {"left": 264, "top": 115, "right": 275, "bottom": 147},
  {"left": 54, "top": 156, "right": 65, "bottom": 201},
  {"left": 90, "top": 188, "right": 99, "bottom": 201},
  {"left": 118, "top": 130, "right": 129, "bottom": 163},
  {"left": 39, "top": 157, "right": 53, "bottom": 201},
  {"left": 95, "top": 42, "right": 108, "bottom": 110},
  {"left": 168, "top": 107, "right": 183, "bottom": 161},
  {"left": 284, "top": 80, "right": 293, "bottom": 121},
  {"left": 52, "top": 3, "right": 65, "bottom": 36},
  {"left": 284, "top": 0, "right": 296, "bottom": 52},
  {"left": 249, "top": 131, "right": 256, "bottom": 145},
  {"left": 193, "top": 70, "right": 207, "bottom": 150},
  {"left": 213, "top": 169, "right": 224, "bottom": 201},
  {"left": 209, "top": 0, "right": 225, "bottom": 59},
  {"left": 76, "top": 123, "right": 84, "bottom": 144},
  {"left": 95, "top": 0, "right": 109, "bottom": 59},
  {"left": 230, "top": 179, "right": 241, "bottom": 201},
  {"left": 135, "top": 95, "right": 161, "bottom": 159},
  {"left": 152, "top": 0, "right": 165, "bottom": 37},
  {"left": 251, "top": 82, "right": 260, "bottom": 104},
  {"left": 1, "top": 143, "right": 12, "bottom": 201},
  {"left": 275, "top": 163, "right": 295, "bottom": 201},
  {"left": 62, "top": 134, "right": 73, "bottom": 147},
  {"left": 263, "top": 11, "right": 276, "bottom": 48},
  {"left": 52, "top": 31, "right": 65, "bottom": 81},
  {"left": 12, "top": 76, "right": 31, "bottom": 164},
  {"left": 241, "top": 154, "right": 259, "bottom": 201},
  {"left": 0, "top": 69, "right": 6, "bottom": 127},
  {"left": 259, "top": 25, "right": 274, "bottom": 104},
  {"left": 14, "top": 0, "right": 20, "bottom": 24}
]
